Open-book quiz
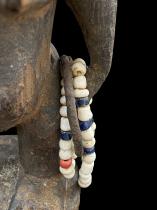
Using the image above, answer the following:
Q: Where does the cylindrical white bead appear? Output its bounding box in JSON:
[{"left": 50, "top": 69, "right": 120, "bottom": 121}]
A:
[
  {"left": 59, "top": 140, "right": 72, "bottom": 150},
  {"left": 82, "top": 138, "right": 96, "bottom": 148},
  {"left": 59, "top": 159, "right": 75, "bottom": 175},
  {"left": 60, "top": 117, "right": 70, "bottom": 131},
  {"left": 79, "top": 170, "right": 92, "bottom": 180},
  {"left": 59, "top": 149, "right": 72, "bottom": 160},
  {"left": 74, "top": 89, "right": 89, "bottom": 98},
  {"left": 77, "top": 105, "right": 93, "bottom": 121},
  {"left": 82, "top": 153, "right": 96, "bottom": 164},
  {"left": 72, "top": 62, "right": 86, "bottom": 77},
  {"left": 78, "top": 177, "right": 92, "bottom": 188},
  {"left": 73, "top": 58, "right": 86, "bottom": 66},
  {"left": 78, "top": 174, "right": 92, "bottom": 185},
  {"left": 59, "top": 106, "right": 67, "bottom": 117},
  {"left": 80, "top": 162, "right": 94, "bottom": 175},
  {"left": 63, "top": 169, "right": 75, "bottom": 179},
  {"left": 81, "top": 127, "right": 94, "bottom": 141},
  {"left": 60, "top": 96, "right": 66, "bottom": 105},
  {"left": 61, "top": 87, "right": 65, "bottom": 95},
  {"left": 73, "top": 76, "right": 87, "bottom": 89}
]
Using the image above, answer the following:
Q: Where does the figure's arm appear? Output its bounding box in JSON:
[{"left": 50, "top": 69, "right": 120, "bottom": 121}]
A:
[{"left": 66, "top": 0, "right": 117, "bottom": 97}]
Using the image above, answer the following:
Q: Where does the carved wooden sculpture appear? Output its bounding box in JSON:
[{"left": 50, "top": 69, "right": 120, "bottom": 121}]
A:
[{"left": 0, "top": 0, "right": 117, "bottom": 209}]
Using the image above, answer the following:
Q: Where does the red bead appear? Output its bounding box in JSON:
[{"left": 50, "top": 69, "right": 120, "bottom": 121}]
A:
[{"left": 60, "top": 159, "right": 72, "bottom": 169}]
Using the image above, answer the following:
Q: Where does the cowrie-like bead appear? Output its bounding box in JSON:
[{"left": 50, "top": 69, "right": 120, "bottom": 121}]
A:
[
  {"left": 61, "top": 87, "right": 65, "bottom": 95},
  {"left": 60, "top": 96, "right": 66, "bottom": 105},
  {"left": 80, "top": 162, "right": 94, "bottom": 175},
  {"left": 74, "top": 89, "right": 89, "bottom": 98},
  {"left": 59, "top": 159, "right": 75, "bottom": 175},
  {"left": 59, "top": 149, "right": 72, "bottom": 160},
  {"left": 60, "top": 106, "right": 67, "bottom": 117},
  {"left": 73, "top": 58, "right": 86, "bottom": 66},
  {"left": 60, "top": 117, "right": 70, "bottom": 131},
  {"left": 82, "top": 153, "right": 96, "bottom": 164},
  {"left": 63, "top": 169, "right": 75, "bottom": 179},
  {"left": 81, "top": 127, "right": 94, "bottom": 141},
  {"left": 73, "top": 76, "right": 87, "bottom": 89},
  {"left": 72, "top": 62, "right": 86, "bottom": 77},
  {"left": 82, "top": 138, "right": 96, "bottom": 148},
  {"left": 78, "top": 176, "right": 92, "bottom": 188},
  {"left": 78, "top": 105, "right": 93, "bottom": 121},
  {"left": 59, "top": 140, "right": 72, "bottom": 150}
]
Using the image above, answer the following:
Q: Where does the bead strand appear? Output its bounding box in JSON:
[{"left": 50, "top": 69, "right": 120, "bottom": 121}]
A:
[
  {"left": 71, "top": 58, "right": 96, "bottom": 188},
  {"left": 59, "top": 79, "right": 76, "bottom": 179},
  {"left": 59, "top": 57, "right": 97, "bottom": 188}
]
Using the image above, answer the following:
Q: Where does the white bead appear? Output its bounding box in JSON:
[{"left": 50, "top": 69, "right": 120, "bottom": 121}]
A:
[
  {"left": 72, "top": 153, "right": 77, "bottom": 159},
  {"left": 80, "top": 162, "right": 94, "bottom": 175},
  {"left": 78, "top": 105, "right": 93, "bottom": 121},
  {"left": 61, "top": 87, "right": 65, "bottom": 95},
  {"left": 81, "top": 127, "right": 94, "bottom": 141},
  {"left": 79, "top": 170, "right": 91, "bottom": 180},
  {"left": 60, "top": 96, "right": 66, "bottom": 105},
  {"left": 78, "top": 174, "right": 92, "bottom": 185},
  {"left": 59, "top": 149, "right": 72, "bottom": 160},
  {"left": 63, "top": 169, "right": 75, "bottom": 179},
  {"left": 78, "top": 177, "right": 92, "bottom": 188},
  {"left": 73, "top": 76, "right": 87, "bottom": 89},
  {"left": 89, "top": 98, "right": 93, "bottom": 105},
  {"left": 60, "top": 117, "right": 70, "bottom": 131},
  {"left": 71, "top": 141, "right": 77, "bottom": 159},
  {"left": 73, "top": 58, "right": 86, "bottom": 66},
  {"left": 74, "top": 89, "right": 89, "bottom": 98},
  {"left": 59, "top": 140, "right": 72, "bottom": 150},
  {"left": 61, "top": 79, "right": 64, "bottom": 86},
  {"left": 82, "top": 153, "right": 96, "bottom": 164},
  {"left": 91, "top": 122, "right": 96, "bottom": 131},
  {"left": 82, "top": 138, "right": 96, "bottom": 148},
  {"left": 59, "top": 106, "right": 67, "bottom": 117},
  {"left": 59, "top": 159, "right": 75, "bottom": 175},
  {"left": 72, "top": 62, "right": 86, "bottom": 77}
]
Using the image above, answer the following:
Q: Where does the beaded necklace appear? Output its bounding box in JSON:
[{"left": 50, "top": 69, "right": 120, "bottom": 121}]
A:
[{"left": 59, "top": 57, "right": 96, "bottom": 188}]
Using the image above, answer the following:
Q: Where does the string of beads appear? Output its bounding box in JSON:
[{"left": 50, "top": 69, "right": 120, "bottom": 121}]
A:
[{"left": 59, "top": 58, "right": 96, "bottom": 188}]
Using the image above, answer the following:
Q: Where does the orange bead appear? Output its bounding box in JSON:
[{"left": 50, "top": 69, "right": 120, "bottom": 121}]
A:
[{"left": 60, "top": 159, "right": 72, "bottom": 169}]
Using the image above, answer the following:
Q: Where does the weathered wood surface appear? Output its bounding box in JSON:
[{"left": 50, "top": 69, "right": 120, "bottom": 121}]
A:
[
  {"left": 66, "top": 0, "right": 117, "bottom": 98},
  {"left": 0, "top": 135, "right": 80, "bottom": 210},
  {"left": 0, "top": 135, "right": 20, "bottom": 210},
  {"left": 0, "top": 0, "right": 117, "bottom": 209}
]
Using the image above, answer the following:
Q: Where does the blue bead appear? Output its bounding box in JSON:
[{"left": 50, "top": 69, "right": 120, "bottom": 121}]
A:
[
  {"left": 60, "top": 130, "right": 72, "bottom": 140},
  {"left": 75, "top": 97, "right": 89, "bottom": 107},
  {"left": 84, "top": 147, "right": 95, "bottom": 154},
  {"left": 79, "top": 118, "right": 94, "bottom": 131}
]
